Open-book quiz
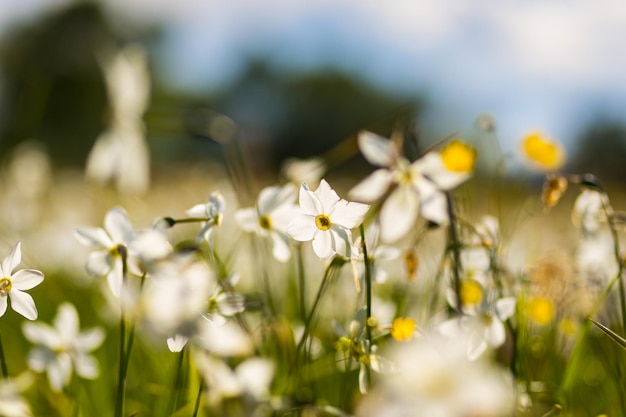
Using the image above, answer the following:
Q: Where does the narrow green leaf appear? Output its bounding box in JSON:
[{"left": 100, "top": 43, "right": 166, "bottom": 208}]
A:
[{"left": 589, "top": 318, "right": 626, "bottom": 350}]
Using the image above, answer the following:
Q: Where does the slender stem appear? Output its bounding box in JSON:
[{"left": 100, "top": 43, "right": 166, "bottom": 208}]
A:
[
  {"left": 114, "top": 246, "right": 129, "bottom": 417},
  {"left": 445, "top": 192, "right": 463, "bottom": 316},
  {"left": 168, "top": 347, "right": 187, "bottom": 416},
  {"left": 191, "top": 377, "right": 204, "bottom": 417},
  {"left": 296, "top": 244, "right": 307, "bottom": 323},
  {"left": 601, "top": 192, "right": 626, "bottom": 332},
  {"left": 0, "top": 329, "right": 9, "bottom": 379},
  {"left": 359, "top": 225, "right": 373, "bottom": 347}
]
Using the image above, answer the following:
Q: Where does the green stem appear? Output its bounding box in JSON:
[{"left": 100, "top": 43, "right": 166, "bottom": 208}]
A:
[
  {"left": 359, "top": 225, "right": 373, "bottom": 349},
  {"left": 114, "top": 246, "right": 129, "bottom": 417},
  {"left": 0, "top": 329, "right": 9, "bottom": 379},
  {"left": 168, "top": 347, "right": 187, "bottom": 416},
  {"left": 296, "top": 244, "right": 307, "bottom": 323},
  {"left": 601, "top": 192, "right": 626, "bottom": 332},
  {"left": 191, "top": 377, "right": 204, "bottom": 417},
  {"left": 445, "top": 192, "right": 463, "bottom": 316}
]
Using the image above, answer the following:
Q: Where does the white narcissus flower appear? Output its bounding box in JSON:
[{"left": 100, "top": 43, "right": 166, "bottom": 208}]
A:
[
  {"left": 86, "top": 44, "right": 151, "bottom": 195},
  {"left": 439, "top": 296, "right": 517, "bottom": 361},
  {"left": 0, "top": 373, "right": 33, "bottom": 417},
  {"left": 186, "top": 191, "right": 226, "bottom": 245},
  {"left": 0, "top": 242, "right": 44, "bottom": 321},
  {"left": 349, "top": 131, "right": 476, "bottom": 242},
  {"left": 74, "top": 207, "right": 135, "bottom": 297},
  {"left": 22, "top": 303, "right": 105, "bottom": 392},
  {"left": 572, "top": 189, "right": 606, "bottom": 235},
  {"left": 235, "top": 183, "right": 298, "bottom": 262},
  {"left": 287, "top": 179, "right": 369, "bottom": 259}
]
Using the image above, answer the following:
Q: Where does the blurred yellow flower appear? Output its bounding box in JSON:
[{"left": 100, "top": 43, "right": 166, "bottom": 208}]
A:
[
  {"left": 390, "top": 317, "right": 416, "bottom": 342},
  {"left": 440, "top": 140, "right": 477, "bottom": 173},
  {"left": 526, "top": 297, "right": 555, "bottom": 325},
  {"left": 522, "top": 132, "right": 565, "bottom": 170},
  {"left": 460, "top": 280, "right": 484, "bottom": 307}
]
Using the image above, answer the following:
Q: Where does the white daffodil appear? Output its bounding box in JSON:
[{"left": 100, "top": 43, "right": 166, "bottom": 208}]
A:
[
  {"left": 186, "top": 191, "right": 226, "bottom": 245},
  {"left": 350, "top": 131, "right": 476, "bottom": 242},
  {"left": 440, "top": 296, "right": 516, "bottom": 361},
  {"left": 141, "top": 253, "right": 214, "bottom": 340},
  {"left": 86, "top": 44, "right": 151, "bottom": 195},
  {"left": 194, "top": 351, "right": 274, "bottom": 406},
  {"left": 572, "top": 189, "right": 606, "bottom": 236},
  {"left": 0, "top": 242, "right": 44, "bottom": 321},
  {"left": 235, "top": 183, "right": 298, "bottom": 262},
  {"left": 356, "top": 333, "right": 513, "bottom": 417},
  {"left": 287, "top": 179, "right": 369, "bottom": 259},
  {"left": 74, "top": 206, "right": 135, "bottom": 297},
  {"left": 22, "top": 303, "right": 105, "bottom": 392},
  {"left": 0, "top": 373, "right": 32, "bottom": 417}
]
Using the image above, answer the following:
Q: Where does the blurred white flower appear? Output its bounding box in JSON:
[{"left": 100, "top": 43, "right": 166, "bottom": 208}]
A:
[
  {"left": 281, "top": 157, "right": 326, "bottom": 188},
  {"left": 287, "top": 179, "right": 369, "bottom": 259},
  {"left": 195, "top": 352, "right": 274, "bottom": 406},
  {"left": 572, "top": 189, "right": 606, "bottom": 235},
  {"left": 22, "top": 303, "right": 105, "bottom": 392},
  {"left": 440, "top": 296, "right": 516, "bottom": 360},
  {"left": 74, "top": 207, "right": 135, "bottom": 297},
  {"left": 186, "top": 191, "right": 226, "bottom": 245},
  {"left": 354, "top": 223, "right": 401, "bottom": 285},
  {"left": 0, "top": 373, "right": 32, "bottom": 417},
  {"left": 235, "top": 183, "right": 298, "bottom": 262},
  {"left": 356, "top": 333, "right": 513, "bottom": 417},
  {"left": 350, "top": 131, "right": 475, "bottom": 242},
  {"left": 0, "top": 242, "right": 44, "bottom": 321},
  {"left": 86, "top": 44, "right": 151, "bottom": 195}
]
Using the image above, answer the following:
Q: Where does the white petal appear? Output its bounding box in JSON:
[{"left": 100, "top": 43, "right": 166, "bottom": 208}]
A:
[
  {"left": 257, "top": 183, "right": 295, "bottom": 215},
  {"left": 2, "top": 242, "right": 21, "bottom": 276},
  {"left": 23, "top": 323, "right": 61, "bottom": 348},
  {"left": 358, "top": 131, "right": 395, "bottom": 167},
  {"left": 11, "top": 270, "right": 44, "bottom": 291},
  {"left": 312, "top": 231, "right": 333, "bottom": 259},
  {"left": 495, "top": 297, "right": 517, "bottom": 321},
  {"left": 167, "top": 335, "right": 189, "bottom": 352},
  {"left": 74, "top": 227, "right": 113, "bottom": 249},
  {"left": 485, "top": 319, "right": 506, "bottom": 348},
  {"left": 47, "top": 354, "right": 72, "bottom": 392},
  {"left": 349, "top": 169, "right": 394, "bottom": 203},
  {"left": 186, "top": 204, "right": 207, "bottom": 218},
  {"left": 236, "top": 358, "right": 275, "bottom": 398},
  {"left": 129, "top": 229, "right": 172, "bottom": 262},
  {"left": 75, "top": 354, "right": 100, "bottom": 379},
  {"left": 298, "top": 182, "right": 323, "bottom": 216},
  {"left": 330, "top": 200, "right": 370, "bottom": 229},
  {"left": 270, "top": 231, "right": 292, "bottom": 262},
  {"left": 54, "top": 303, "right": 80, "bottom": 343},
  {"left": 468, "top": 334, "right": 488, "bottom": 361},
  {"left": 9, "top": 289, "right": 38, "bottom": 320},
  {"left": 85, "top": 132, "right": 118, "bottom": 184},
  {"left": 416, "top": 152, "right": 470, "bottom": 190},
  {"left": 27, "top": 347, "right": 54, "bottom": 372},
  {"left": 76, "top": 328, "right": 105, "bottom": 351},
  {"left": 234, "top": 208, "right": 259, "bottom": 233},
  {"left": 104, "top": 207, "right": 133, "bottom": 244},
  {"left": 197, "top": 320, "right": 253, "bottom": 357},
  {"left": 315, "top": 179, "right": 341, "bottom": 213},
  {"left": 85, "top": 251, "right": 114, "bottom": 277},
  {"left": 106, "top": 260, "right": 123, "bottom": 298},
  {"left": 420, "top": 189, "right": 449, "bottom": 225},
  {"left": 286, "top": 215, "right": 317, "bottom": 242},
  {"left": 0, "top": 297, "right": 7, "bottom": 317},
  {"left": 379, "top": 186, "right": 418, "bottom": 242}
]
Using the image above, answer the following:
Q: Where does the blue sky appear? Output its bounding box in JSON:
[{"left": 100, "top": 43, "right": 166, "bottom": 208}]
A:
[{"left": 3, "top": 0, "right": 626, "bottom": 162}]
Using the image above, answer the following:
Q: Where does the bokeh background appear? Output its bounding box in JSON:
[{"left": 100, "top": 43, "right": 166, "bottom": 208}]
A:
[{"left": 2, "top": 0, "right": 626, "bottom": 181}]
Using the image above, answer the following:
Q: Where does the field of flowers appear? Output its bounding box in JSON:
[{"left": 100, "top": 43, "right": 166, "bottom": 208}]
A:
[{"left": 1, "top": 46, "right": 625, "bottom": 417}]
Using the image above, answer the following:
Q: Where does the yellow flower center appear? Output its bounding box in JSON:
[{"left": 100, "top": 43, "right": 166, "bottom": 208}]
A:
[
  {"left": 522, "top": 132, "right": 564, "bottom": 170},
  {"left": 315, "top": 214, "right": 332, "bottom": 231},
  {"left": 526, "top": 297, "right": 555, "bottom": 325},
  {"left": 460, "top": 280, "right": 483, "bottom": 306},
  {"left": 440, "top": 140, "right": 477, "bottom": 173},
  {"left": 390, "top": 317, "right": 416, "bottom": 342},
  {"left": 258, "top": 215, "right": 272, "bottom": 230},
  {"left": 0, "top": 278, "right": 12, "bottom": 296}
]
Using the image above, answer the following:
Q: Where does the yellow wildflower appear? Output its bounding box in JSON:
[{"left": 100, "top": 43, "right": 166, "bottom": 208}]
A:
[
  {"left": 390, "top": 317, "right": 416, "bottom": 342},
  {"left": 522, "top": 132, "right": 565, "bottom": 171}
]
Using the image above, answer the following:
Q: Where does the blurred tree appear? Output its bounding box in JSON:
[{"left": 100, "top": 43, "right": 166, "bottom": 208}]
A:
[
  {"left": 205, "top": 60, "right": 423, "bottom": 172},
  {"left": 570, "top": 121, "right": 626, "bottom": 183},
  {"left": 0, "top": 2, "right": 118, "bottom": 166}
]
